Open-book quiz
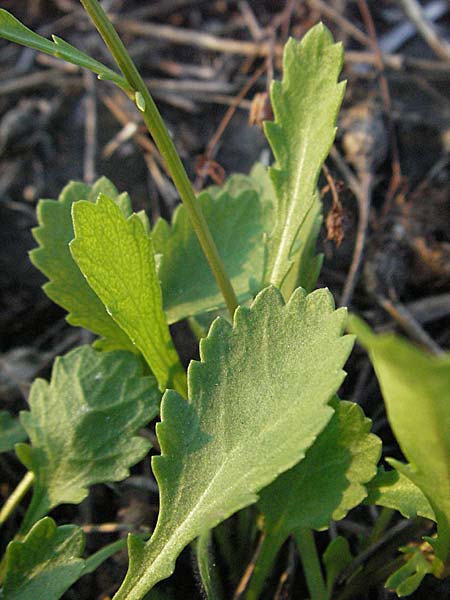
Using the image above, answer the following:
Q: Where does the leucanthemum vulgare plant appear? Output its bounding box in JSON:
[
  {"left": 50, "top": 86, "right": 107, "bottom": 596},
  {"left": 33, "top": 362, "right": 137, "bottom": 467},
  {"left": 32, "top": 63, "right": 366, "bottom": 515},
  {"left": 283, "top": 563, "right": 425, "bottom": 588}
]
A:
[{"left": 0, "top": 2, "right": 449, "bottom": 599}]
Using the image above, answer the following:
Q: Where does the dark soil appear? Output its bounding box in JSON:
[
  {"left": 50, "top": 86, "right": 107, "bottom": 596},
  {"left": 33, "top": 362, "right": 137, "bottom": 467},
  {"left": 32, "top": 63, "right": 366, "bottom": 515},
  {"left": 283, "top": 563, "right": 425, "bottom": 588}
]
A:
[{"left": 0, "top": 1, "right": 449, "bottom": 599}]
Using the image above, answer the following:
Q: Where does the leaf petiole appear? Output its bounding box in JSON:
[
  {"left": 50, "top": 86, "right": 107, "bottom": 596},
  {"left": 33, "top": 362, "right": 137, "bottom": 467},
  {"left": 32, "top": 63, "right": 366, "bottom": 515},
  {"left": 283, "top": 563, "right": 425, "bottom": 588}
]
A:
[
  {"left": 0, "top": 470, "right": 34, "bottom": 530},
  {"left": 294, "top": 528, "right": 327, "bottom": 600}
]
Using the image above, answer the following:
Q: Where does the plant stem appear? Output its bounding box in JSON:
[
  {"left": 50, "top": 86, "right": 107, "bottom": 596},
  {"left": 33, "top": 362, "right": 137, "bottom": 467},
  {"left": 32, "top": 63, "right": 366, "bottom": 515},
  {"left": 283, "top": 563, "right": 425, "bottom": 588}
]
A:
[
  {"left": 295, "top": 528, "right": 327, "bottom": 600},
  {"left": 0, "top": 470, "right": 34, "bottom": 528},
  {"left": 367, "top": 507, "right": 394, "bottom": 546},
  {"left": 79, "top": 0, "right": 238, "bottom": 319}
]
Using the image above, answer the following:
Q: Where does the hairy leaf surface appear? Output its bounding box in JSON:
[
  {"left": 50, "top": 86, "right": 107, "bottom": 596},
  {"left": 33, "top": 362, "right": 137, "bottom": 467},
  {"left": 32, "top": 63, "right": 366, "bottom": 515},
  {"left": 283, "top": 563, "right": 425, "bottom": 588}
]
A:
[
  {"left": 2, "top": 517, "right": 85, "bottom": 600},
  {"left": 71, "top": 194, "right": 186, "bottom": 394},
  {"left": 0, "top": 10, "right": 130, "bottom": 91},
  {"left": 350, "top": 317, "right": 450, "bottom": 573},
  {"left": 153, "top": 185, "right": 265, "bottom": 324},
  {"left": 113, "top": 286, "right": 353, "bottom": 599},
  {"left": 16, "top": 346, "right": 159, "bottom": 533},
  {"left": 0, "top": 410, "right": 27, "bottom": 453},
  {"left": 30, "top": 177, "right": 136, "bottom": 352},
  {"left": 263, "top": 24, "right": 345, "bottom": 288},
  {"left": 247, "top": 400, "right": 380, "bottom": 599}
]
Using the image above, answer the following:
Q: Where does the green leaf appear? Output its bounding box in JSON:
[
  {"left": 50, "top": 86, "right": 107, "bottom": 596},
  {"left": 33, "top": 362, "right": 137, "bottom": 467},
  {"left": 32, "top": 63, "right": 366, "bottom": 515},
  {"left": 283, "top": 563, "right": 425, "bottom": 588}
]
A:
[
  {"left": 263, "top": 24, "right": 345, "bottom": 289},
  {"left": 349, "top": 316, "right": 450, "bottom": 573},
  {"left": 113, "top": 286, "right": 353, "bottom": 599},
  {"left": 323, "top": 536, "right": 353, "bottom": 599},
  {"left": 30, "top": 177, "right": 136, "bottom": 353},
  {"left": 365, "top": 467, "right": 435, "bottom": 521},
  {"left": 281, "top": 191, "right": 323, "bottom": 296},
  {"left": 0, "top": 410, "right": 27, "bottom": 453},
  {"left": 247, "top": 400, "right": 380, "bottom": 599},
  {"left": 153, "top": 184, "right": 266, "bottom": 324},
  {"left": 196, "top": 530, "right": 223, "bottom": 600},
  {"left": 83, "top": 535, "right": 149, "bottom": 576},
  {"left": 16, "top": 345, "right": 159, "bottom": 534},
  {"left": 2, "top": 517, "right": 85, "bottom": 600},
  {"left": 70, "top": 193, "right": 186, "bottom": 394},
  {"left": 0, "top": 10, "right": 130, "bottom": 92},
  {"left": 385, "top": 545, "right": 434, "bottom": 597}
]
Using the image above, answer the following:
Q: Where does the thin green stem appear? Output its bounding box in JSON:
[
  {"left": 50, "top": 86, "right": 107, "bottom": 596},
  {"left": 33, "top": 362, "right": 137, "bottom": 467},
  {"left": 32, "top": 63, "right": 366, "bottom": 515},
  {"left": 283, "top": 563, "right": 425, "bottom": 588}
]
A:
[
  {"left": 0, "top": 471, "right": 34, "bottom": 528},
  {"left": 79, "top": 0, "right": 238, "bottom": 319},
  {"left": 295, "top": 528, "right": 327, "bottom": 600}
]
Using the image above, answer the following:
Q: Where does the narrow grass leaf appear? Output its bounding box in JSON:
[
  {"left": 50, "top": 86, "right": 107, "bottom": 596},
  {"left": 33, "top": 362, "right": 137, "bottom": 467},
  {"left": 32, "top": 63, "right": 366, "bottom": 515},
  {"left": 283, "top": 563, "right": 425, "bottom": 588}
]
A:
[
  {"left": 70, "top": 194, "right": 186, "bottom": 394},
  {"left": 113, "top": 286, "right": 353, "bottom": 599},
  {"left": 2, "top": 517, "right": 84, "bottom": 600},
  {"left": 0, "top": 10, "right": 130, "bottom": 91},
  {"left": 16, "top": 346, "right": 159, "bottom": 534},
  {"left": 263, "top": 24, "right": 345, "bottom": 289}
]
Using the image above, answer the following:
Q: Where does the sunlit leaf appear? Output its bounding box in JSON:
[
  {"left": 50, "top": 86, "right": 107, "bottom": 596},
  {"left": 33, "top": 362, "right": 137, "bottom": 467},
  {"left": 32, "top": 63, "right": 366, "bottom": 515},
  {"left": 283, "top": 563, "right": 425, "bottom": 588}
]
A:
[
  {"left": 349, "top": 316, "right": 450, "bottom": 576},
  {"left": 70, "top": 193, "right": 186, "bottom": 394},
  {"left": 30, "top": 177, "right": 136, "bottom": 353},
  {"left": 113, "top": 286, "right": 353, "bottom": 599},
  {"left": 365, "top": 467, "right": 435, "bottom": 521},
  {"left": 263, "top": 25, "right": 345, "bottom": 290}
]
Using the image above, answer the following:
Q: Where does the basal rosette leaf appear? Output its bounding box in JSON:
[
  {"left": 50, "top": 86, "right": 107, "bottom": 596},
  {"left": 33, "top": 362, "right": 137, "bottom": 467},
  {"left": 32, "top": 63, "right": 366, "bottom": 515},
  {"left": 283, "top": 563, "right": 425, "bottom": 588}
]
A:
[
  {"left": 349, "top": 316, "right": 450, "bottom": 577},
  {"left": 113, "top": 285, "right": 353, "bottom": 600},
  {"left": 16, "top": 346, "right": 159, "bottom": 534},
  {"left": 0, "top": 410, "right": 27, "bottom": 453},
  {"left": 70, "top": 193, "right": 186, "bottom": 394},
  {"left": 30, "top": 177, "right": 136, "bottom": 353},
  {"left": 264, "top": 24, "right": 345, "bottom": 290},
  {"left": 1, "top": 517, "right": 85, "bottom": 600},
  {"left": 247, "top": 399, "right": 381, "bottom": 599},
  {"left": 153, "top": 184, "right": 265, "bottom": 324}
]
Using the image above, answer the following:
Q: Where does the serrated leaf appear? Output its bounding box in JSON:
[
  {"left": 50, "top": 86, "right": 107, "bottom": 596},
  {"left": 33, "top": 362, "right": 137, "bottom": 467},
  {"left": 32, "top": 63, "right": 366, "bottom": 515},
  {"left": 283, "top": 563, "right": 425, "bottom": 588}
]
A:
[
  {"left": 349, "top": 316, "right": 450, "bottom": 574},
  {"left": 247, "top": 400, "right": 380, "bottom": 599},
  {"left": 2, "top": 517, "right": 85, "bottom": 600},
  {"left": 0, "top": 410, "right": 27, "bottom": 453},
  {"left": 323, "top": 536, "right": 353, "bottom": 598},
  {"left": 365, "top": 467, "right": 435, "bottom": 521},
  {"left": 0, "top": 10, "right": 130, "bottom": 92},
  {"left": 16, "top": 345, "right": 159, "bottom": 534},
  {"left": 70, "top": 193, "right": 186, "bottom": 394},
  {"left": 30, "top": 177, "right": 136, "bottom": 353},
  {"left": 153, "top": 185, "right": 265, "bottom": 324},
  {"left": 113, "top": 286, "right": 353, "bottom": 599},
  {"left": 263, "top": 24, "right": 345, "bottom": 289}
]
